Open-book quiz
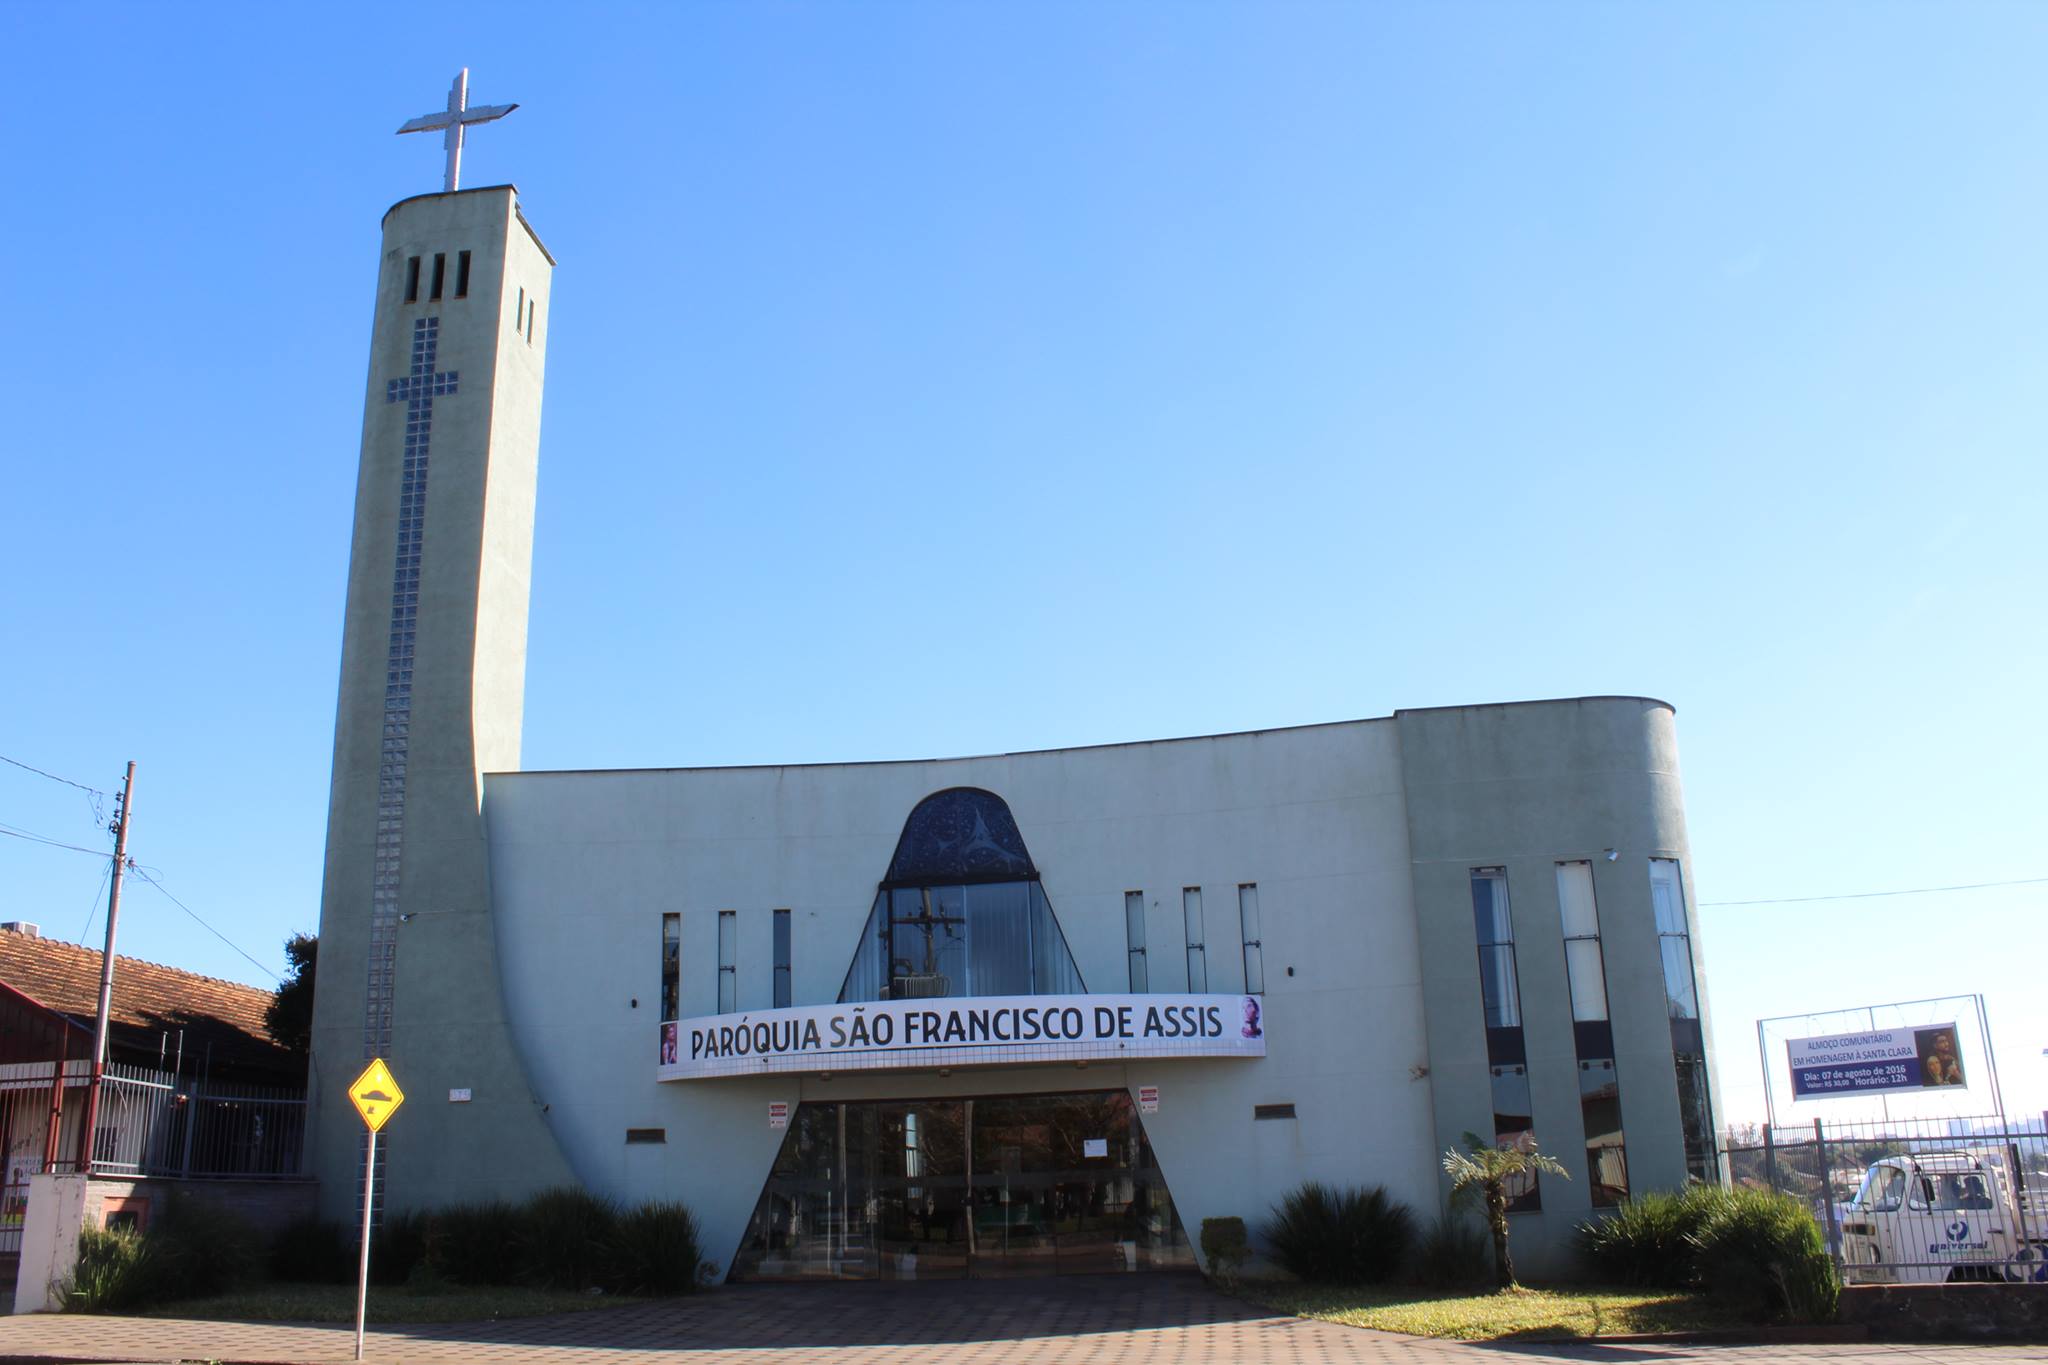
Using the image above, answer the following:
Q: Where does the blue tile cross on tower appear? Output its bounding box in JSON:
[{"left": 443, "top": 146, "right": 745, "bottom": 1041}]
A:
[{"left": 363, "top": 317, "right": 458, "bottom": 1059}]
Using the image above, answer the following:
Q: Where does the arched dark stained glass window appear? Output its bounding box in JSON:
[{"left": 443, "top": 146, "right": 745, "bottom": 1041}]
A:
[{"left": 839, "top": 789, "right": 1085, "bottom": 1003}]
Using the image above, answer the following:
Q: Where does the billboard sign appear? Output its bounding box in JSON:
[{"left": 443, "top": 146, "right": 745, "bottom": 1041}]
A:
[{"left": 1787, "top": 1022, "right": 1967, "bottom": 1098}]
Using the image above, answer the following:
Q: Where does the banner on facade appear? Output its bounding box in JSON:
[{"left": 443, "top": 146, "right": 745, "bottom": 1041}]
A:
[
  {"left": 658, "top": 992, "right": 1266, "bottom": 1081},
  {"left": 1786, "top": 1022, "right": 1967, "bottom": 1098}
]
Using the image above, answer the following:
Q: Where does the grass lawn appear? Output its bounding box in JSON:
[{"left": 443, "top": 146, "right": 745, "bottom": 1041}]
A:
[
  {"left": 141, "top": 1281, "right": 649, "bottom": 1325},
  {"left": 1238, "top": 1283, "right": 1748, "bottom": 1341}
]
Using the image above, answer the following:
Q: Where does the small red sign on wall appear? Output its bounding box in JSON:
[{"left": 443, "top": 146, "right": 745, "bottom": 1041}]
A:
[{"left": 769, "top": 1101, "right": 789, "bottom": 1129}]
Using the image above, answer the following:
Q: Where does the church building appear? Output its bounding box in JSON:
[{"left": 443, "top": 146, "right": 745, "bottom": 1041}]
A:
[{"left": 307, "top": 165, "right": 1721, "bottom": 1281}]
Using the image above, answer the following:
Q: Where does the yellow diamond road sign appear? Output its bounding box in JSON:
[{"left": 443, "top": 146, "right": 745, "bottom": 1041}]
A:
[{"left": 350, "top": 1058, "right": 405, "bottom": 1132}]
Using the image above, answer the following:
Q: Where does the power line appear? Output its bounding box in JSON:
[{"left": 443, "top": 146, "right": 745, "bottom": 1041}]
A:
[
  {"left": 1702, "top": 876, "right": 2048, "bottom": 908},
  {"left": 0, "top": 753, "right": 109, "bottom": 829},
  {"left": 0, "top": 823, "right": 109, "bottom": 858},
  {"left": 0, "top": 753, "right": 107, "bottom": 799},
  {"left": 127, "top": 868, "right": 283, "bottom": 984}
]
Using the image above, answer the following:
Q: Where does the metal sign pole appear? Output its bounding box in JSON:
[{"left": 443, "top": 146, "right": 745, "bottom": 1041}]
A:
[{"left": 355, "top": 1128, "right": 376, "bottom": 1361}]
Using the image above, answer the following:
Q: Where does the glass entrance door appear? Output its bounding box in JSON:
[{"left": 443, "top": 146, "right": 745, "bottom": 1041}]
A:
[{"left": 732, "top": 1088, "right": 1192, "bottom": 1281}]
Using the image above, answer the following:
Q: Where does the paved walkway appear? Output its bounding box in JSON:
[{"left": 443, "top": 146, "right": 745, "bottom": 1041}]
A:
[{"left": 0, "top": 1275, "right": 2039, "bottom": 1364}]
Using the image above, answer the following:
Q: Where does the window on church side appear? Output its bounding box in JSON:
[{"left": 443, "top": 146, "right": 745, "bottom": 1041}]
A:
[
  {"left": 717, "top": 911, "right": 737, "bottom": 1013},
  {"left": 1238, "top": 884, "right": 1264, "bottom": 994},
  {"left": 1183, "top": 888, "right": 1207, "bottom": 993},
  {"left": 1557, "top": 860, "right": 1627, "bottom": 1205},
  {"left": 404, "top": 256, "right": 421, "bottom": 304},
  {"left": 659, "top": 913, "right": 680, "bottom": 1022},
  {"left": 1651, "top": 858, "right": 1716, "bottom": 1182},
  {"left": 527, "top": 302, "right": 535, "bottom": 344},
  {"left": 429, "top": 253, "right": 446, "bottom": 302},
  {"left": 773, "top": 908, "right": 791, "bottom": 1008},
  {"left": 1472, "top": 867, "right": 1540, "bottom": 1210},
  {"left": 1125, "top": 891, "right": 1148, "bottom": 992},
  {"left": 455, "top": 250, "right": 471, "bottom": 299}
]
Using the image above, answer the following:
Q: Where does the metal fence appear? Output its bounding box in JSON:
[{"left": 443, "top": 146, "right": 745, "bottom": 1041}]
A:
[
  {"left": 0, "top": 1058, "right": 306, "bottom": 1255},
  {"left": 1725, "top": 1114, "right": 2048, "bottom": 1285}
]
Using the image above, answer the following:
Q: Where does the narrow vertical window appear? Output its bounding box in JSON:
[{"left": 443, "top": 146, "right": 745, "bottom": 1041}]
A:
[
  {"left": 1183, "top": 887, "right": 1207, "bottom": 992},
  {"left": 1557, "top": 860, "right": 1626, "bottom": 1205},
  {"left": 455, "top": 250, "right": 471, "bottom": 298},
  {"left": 773, "top": 908, "right": 792, "bottom": 1009},
  {"left": 527, "top": 302, "right": 536, "bottom": 343},
  {"left": 516, "top": 286, "right": 525, "bottom": 332},
  {"left": 659, "top": 913, "right": 680, "bottom": 1022},
  {"left": 1125, "top": 891, "right": 1149, "bottom": 992},
  {"left": 429, "top": 252, "right": 446, "bottom": 301},
  {"left": 1650, "top": 858, "right": 1714, "bottom": 1183},
  {"left": 1472, "top": 868, "right": 1539, "bottom": 1209},
  {"left": 404, "top": 256, "right": 421, "bottom": 304},
  {"left": 1238, "top": 884, "right": 1264, "bottom": 994},
  {"left": 717, "top": 911, "right": 737, "bottom": 1013}
]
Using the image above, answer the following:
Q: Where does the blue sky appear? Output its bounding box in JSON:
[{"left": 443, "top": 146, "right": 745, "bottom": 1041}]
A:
[{"left": 1, "top": 3, "right": 2043, "bottom": 1125}]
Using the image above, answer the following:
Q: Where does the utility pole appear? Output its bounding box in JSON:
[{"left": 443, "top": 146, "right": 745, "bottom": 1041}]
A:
[{"left": 79, "top": 761, "right": 135, "bottom": 1176}]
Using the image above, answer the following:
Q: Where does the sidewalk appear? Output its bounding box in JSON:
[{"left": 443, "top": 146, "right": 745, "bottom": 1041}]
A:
[{"left": 0, "top": 1276, "right": 2039, "bottom": 1364}]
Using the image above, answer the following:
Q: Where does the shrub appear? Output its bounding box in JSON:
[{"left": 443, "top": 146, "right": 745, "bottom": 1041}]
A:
[
  {"left": 1262, "top": 1182, "right": 1414, "bottom": 1285},
  {"left": 426, "top": 1201, "right": 526, "bottom": 1286},
  {"left": 370, "top": 1208, "right": 430, "bottom": 1287},
  {"left": 147, "top": 1193, "right": 261, "bottom": 1301},
  {"left": 1412, "top": 1211, "right": 1490, "bottom": 1290},
  {"left": 1689, "top": 1187, "right": 1838, "bottom": 1322},
  {"left": 269, "top": 1215, "right": 355, "bottom": 1285},
  {"left": 518, "top": 1186, "right": 619, "bottom": 1290},
  {"left": 605, "top": 1201, "right": 702, "bottom": 1295},
  {"left": 1575, "top": 1185, "right": 1732, "bottom": 1288},
  {"left": 65, "top": 1226, "right": 163, "bottom": 1313},
  {"left": 1199, "top": 1217, "right": 1249, "bottom": 1279}
]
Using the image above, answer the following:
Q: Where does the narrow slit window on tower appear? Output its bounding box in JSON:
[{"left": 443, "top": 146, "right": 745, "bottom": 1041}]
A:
[
  {"left": 429, "top": 252, "right": 447, "bottom": 301},
  {"left": 1183, "top": 887, "right": 1207, "bottom": 993},
  {"left": 717, "top": 910, "right": 737, "bottom": 1013},
  {"left": 773, "top": 908, "right": 792, "bottom": 1009},
  {"left": 527, "top": 302, "right": 535, "bottom": 343},
  {"left": 1125, "top": 891, "right": 1148, "bottom": 992},
  {"left": 659, "top": 913, "right": 680, "bottom": 1022},
  {"left": 1238, "top": 883, "right": 1264, "bottom": 994},
  {"left": 455, "top": 250, "right": 471, "bottom": 298},
  {"left": 516, "top": 286, "right": 525, "bottom": 332},
  {"left": 404, "top": 256, "right": 421, "bottom": 304}
]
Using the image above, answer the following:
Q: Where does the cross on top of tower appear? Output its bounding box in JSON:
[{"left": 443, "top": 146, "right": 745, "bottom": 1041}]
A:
[{"left": 396, "top": 69, "right": 518, "bottom": 194}]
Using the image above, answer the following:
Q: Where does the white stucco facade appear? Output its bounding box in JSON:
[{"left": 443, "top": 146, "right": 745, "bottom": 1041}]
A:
[{"left": 310, "top": 186, "right": 1720, "bottom": 1283}]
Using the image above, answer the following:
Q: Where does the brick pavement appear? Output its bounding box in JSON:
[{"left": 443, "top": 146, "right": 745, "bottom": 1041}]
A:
[{"left": 0, "top": 1274, "right": 2040, "bottom": 1364}]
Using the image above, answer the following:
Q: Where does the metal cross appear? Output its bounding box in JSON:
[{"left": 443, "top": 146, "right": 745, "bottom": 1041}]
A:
[{"left": 396, "top": 69, "right": 518, "bottom": 193}]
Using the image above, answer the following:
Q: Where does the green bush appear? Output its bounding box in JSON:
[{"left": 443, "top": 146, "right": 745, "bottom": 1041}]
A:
[
  {"left": 518, "top": 1186, "right": 619, "bottom": 1290},
  {"left": 269, "top": 1215, "right": 355, "bottom": 1285},
  {"left": 1199, "top": 1216, "right": 1249, "bottom": 1278},
  {"left": 422, "top": 1200, "right": 526, "bottom": 1286},
  {"left": 1690, "top": 1187, "right": 1838, "bottom": 1322},
  {"left": 604, "top": 1201, "right": 702, "bottom": 1295},
  {"left": 65, "top": 1226, "right": 164, "bottom": 1313},
  {"left": 1574, "top": 1185, "right": 1732, "bottom": 1288},
  {"left": 1412, "top": 1211, "right": 1490, "bottom": 1290},
  {"left": 1262, "top": 1181, "right": 1414, "bottom": 1285},
  {"left": 370, "top": 1208, "right": 430, "bottom": 1287}
]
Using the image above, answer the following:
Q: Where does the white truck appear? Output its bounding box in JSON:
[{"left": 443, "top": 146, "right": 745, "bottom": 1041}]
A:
[{"left": 1837, "top": 1149, "right": 2048, "bottom": 1284}]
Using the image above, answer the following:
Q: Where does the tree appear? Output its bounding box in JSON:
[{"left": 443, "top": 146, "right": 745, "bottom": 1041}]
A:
[
  {"left": 1442, "top": 1131, "right": 1570, "bottom": 1291},
  {"left": 265, "top": 933, "right": 317, "bottom": 1054}
]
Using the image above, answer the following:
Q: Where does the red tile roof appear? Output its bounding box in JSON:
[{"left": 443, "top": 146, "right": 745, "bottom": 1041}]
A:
[{"left": 0, "top": 925, "right": 297, "bottom": 1080}]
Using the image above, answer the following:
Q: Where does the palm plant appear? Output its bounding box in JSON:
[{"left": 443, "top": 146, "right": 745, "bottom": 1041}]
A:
[{"left": 1442, "top": 1131, "right": 1569, "bottom": 1291}]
